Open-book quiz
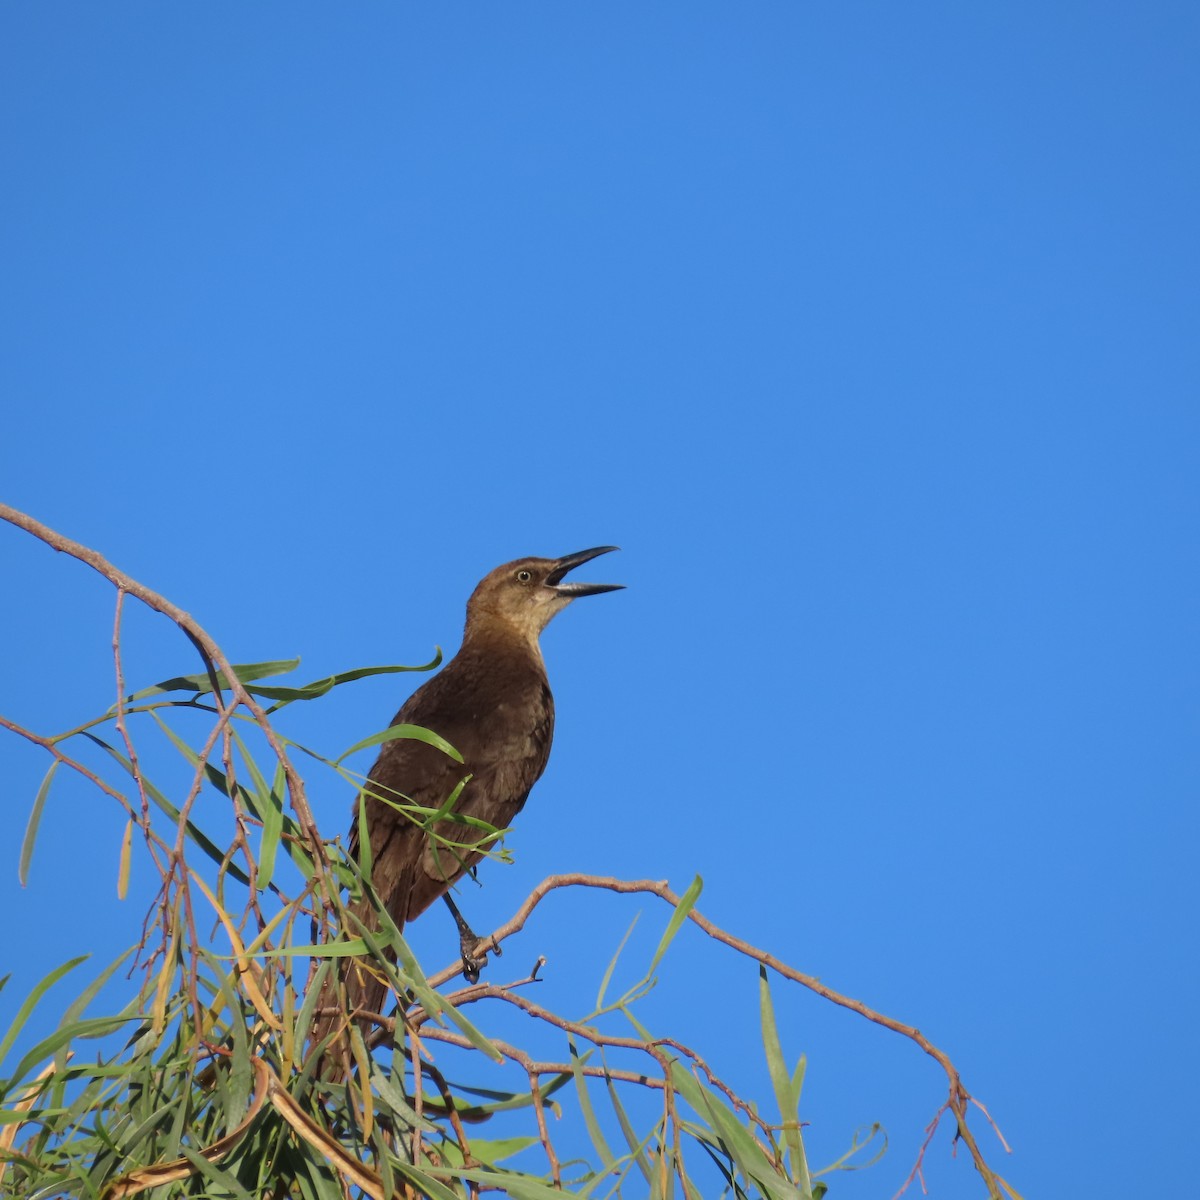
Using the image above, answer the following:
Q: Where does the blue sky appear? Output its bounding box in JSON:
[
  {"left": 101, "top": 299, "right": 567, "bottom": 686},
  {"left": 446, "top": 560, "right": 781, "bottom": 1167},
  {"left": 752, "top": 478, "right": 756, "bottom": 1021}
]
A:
[{"left": 2, "top": 4, "right": 1197, "bottom": 1197}]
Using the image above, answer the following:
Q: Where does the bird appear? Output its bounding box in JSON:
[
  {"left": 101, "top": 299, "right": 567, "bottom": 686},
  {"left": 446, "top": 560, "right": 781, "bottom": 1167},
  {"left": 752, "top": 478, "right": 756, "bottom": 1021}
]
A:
[{"left": 317, "top": 546, "right": 622, "bottom": 1054}]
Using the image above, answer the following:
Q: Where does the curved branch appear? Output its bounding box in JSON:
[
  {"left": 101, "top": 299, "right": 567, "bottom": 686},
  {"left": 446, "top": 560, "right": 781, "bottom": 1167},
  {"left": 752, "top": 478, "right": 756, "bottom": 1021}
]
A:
[
  {"left": 0, "top": 502, "right": 335, "bottom": 907},
  {"left": 442, "top": 872, "right": 1008, "bottom": 1199}
]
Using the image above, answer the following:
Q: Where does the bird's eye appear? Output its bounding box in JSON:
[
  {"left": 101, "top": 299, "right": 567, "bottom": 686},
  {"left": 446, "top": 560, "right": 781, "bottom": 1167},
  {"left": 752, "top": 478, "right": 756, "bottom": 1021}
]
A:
[{"left": 516, "top": 569, "right": 533, "bottom": 583}]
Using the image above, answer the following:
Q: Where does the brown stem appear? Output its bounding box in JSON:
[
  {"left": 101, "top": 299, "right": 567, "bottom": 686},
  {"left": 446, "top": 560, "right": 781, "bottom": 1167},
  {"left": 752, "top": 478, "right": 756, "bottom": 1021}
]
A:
[
  {"left": 0, "top": 502, "right": 335, "bottom": 913},
  {"left": 443, "top": 872, "right": 1008, "bottom": 1199}
]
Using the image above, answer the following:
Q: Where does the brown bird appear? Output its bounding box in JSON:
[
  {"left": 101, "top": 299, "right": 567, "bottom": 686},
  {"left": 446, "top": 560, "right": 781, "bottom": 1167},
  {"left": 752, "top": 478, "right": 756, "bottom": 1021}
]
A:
[{"left": 326, "top": 546, "right": 622, "bottom": 1042}]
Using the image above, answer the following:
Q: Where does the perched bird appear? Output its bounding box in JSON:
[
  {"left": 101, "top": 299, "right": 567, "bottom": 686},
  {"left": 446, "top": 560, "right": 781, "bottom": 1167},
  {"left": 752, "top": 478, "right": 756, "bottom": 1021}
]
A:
[{"left": 323, "top": 546, "right": 622, "bottom": 1044}]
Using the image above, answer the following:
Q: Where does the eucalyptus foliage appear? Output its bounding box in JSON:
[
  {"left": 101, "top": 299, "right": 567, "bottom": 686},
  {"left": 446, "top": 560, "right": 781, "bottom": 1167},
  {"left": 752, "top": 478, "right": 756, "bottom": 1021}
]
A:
[{"left": 2, "top": 658, "right": 883, "bottom": 1199}]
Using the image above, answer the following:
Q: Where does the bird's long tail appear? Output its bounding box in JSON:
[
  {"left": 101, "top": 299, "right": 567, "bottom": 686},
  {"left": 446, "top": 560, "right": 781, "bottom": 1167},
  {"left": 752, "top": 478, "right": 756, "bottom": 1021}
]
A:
[{"left": 309, "top": 892, "right": 403, "bottom": 1079}]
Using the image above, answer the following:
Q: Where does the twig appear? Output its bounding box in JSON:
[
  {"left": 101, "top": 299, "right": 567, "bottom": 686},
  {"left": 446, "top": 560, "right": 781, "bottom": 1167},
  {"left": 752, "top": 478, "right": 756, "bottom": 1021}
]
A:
[
  {"left": 443, "top": 872, "right": 1009, "bottom": 1199},
  {"left": 529, "top": 1073, "right": 561, "bottom": 1187},
  {"left": 0, "top": 503, "right": 336, "bottom": 915}
]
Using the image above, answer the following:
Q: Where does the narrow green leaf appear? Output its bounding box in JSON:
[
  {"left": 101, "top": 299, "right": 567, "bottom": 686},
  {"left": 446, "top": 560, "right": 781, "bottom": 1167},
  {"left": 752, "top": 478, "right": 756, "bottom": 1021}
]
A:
[
  {"left": 646, "top": 875, "right": 702, "bottom": 975},
  {"left": 230, "top": 730, "right": 287, "bottom": 890},
  {"left": 116, "top": 818, "right": 134, "bottom": 900},
  {"left": 335, "top": 723, "right": 463, "bottom": 766},
  {"left": 345, "top": 880, "right": 504, "bottom": 1064},
  {"left": 11, "top": 1016, "right": 135, "bottom": 1086},
  {"left": 179, "top": 1142, "right": 256, "bottom": 1200},
  {"left": 692, "top": 1136, "right": 751, "bottom": 1200},
  {"left": 250, "top": 653, "right": 442, "bottom": 709},
  {"left": 692, "top": 1082, "right": 807, "bottom": 1200},
  {"left": 621, "top": 1004, "right": 655, "bottom": 1044},
  {"left": 81, "top": 733, "right": 251, "bottom": 887},
  {"left": 250, "top": 938, "right": 372, "bottom": 959},
  {"left": 56, "top": 949, "right": 137, "bottom": 1058},
  {"left": 19, "top": 760, "right": 58, "bottom": 886},
  {"left": 435, "top": 1136, "right": 541, "bottom": 1168},
  {"left": 355, "top": 780, "right": 373, "bottom": 880},
  {"left": 568, "top": 1038, "right": 616, "bottom": 1170},
  {"left": 814, "top": 1123, "right": 887, "bottom": 1175},
  {"left": 760, "top": 965, "right": 808, "bottom": 1188},
  {"left": 293, "top": 958, "right": 332, "bottom": 1060},
  {"left": 438, "top": 1166, "right": 589, "bottom": 1200},
  {"left": 259, "top": 758, "right": 287, "bottom": 889},
  {"left": 370, "top": 1063, "right": 439, "bottom": 1133},
  {"left": 603, "top": 1065, "right": 654, "bottom": 1184},
  {"left": 0, "top": 955, "right": 88, "bottom": 1072},
  {"left": 443, "top": 1072, "right": 571, "bottom": 1118},
  {"left": 149, "top": 708, "right": 232, "bottom": 798},
  {"left": 792, "top": 1053, "right": 807, "bottom": 1107},
  {"left": 594, "top": 914, "right": 639, "bottom": 1014},
  {"left": 118, "top": 658, "right": 303, "bottom": 704},
  {"left": 387, "top": 1160, "right": 464, "bottom": 1200}
]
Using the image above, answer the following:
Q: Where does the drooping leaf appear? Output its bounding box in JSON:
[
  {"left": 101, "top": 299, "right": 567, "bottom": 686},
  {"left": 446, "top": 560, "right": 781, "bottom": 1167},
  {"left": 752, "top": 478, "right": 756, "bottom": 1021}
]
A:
[
  {"left": 252, "top": 654, "right": 443, "bottom": 710},
  {"left": 118, "top": 659, "right": 303, "bottom": 705},
  {"left": 759, "top": 965, "right": 809, "bottom": 1188},
  {"left": 568, "top": 1038, "right": 616, "bottom": 1171},
  {"left": 646, "top": 875, "right": 702, "bottom": 976},
  {"left": 334, "top": 722, "right": 463, "bottom": 766},
  {"left": 116, "top": 818, "right": 134, "bottom": 900},
  {"left": 18, "top": 760, "right": 58, "bottom": 886},
  {"left": 0, "top": 956, "right": 89, "bottom": 1074},
  {"left": 81, "top": 733, "right": 251, "bottom": 887},
  {"left": 593, "top": 914, "right": 640, "bottom": 1015}
]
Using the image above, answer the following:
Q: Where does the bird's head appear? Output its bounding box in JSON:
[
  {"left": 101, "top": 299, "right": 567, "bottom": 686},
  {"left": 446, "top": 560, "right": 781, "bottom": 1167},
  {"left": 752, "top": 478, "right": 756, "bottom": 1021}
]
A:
[{"left": 465, "top": 546, "right": 623, "bottom": 644}]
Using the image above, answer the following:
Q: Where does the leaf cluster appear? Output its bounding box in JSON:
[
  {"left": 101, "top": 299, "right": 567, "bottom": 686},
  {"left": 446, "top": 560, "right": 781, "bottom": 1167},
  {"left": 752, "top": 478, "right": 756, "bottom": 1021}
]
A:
[{"left": 2, "top": 657, "right": 884, "bottom": 1200}]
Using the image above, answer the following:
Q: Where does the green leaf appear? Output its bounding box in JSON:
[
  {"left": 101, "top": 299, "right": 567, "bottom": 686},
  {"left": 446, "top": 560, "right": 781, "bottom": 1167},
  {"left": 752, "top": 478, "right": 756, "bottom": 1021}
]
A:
[
  {"left": 437, "top": 1136, "right": 540, "bottom": 1167},
  {"left": 259, "top": 758, "right": 288, "bottom": 888},
  {"left": 335, "top": 722, "right": 463, "bottom": 766},
  {"left": 689, "top": 1078, "right": 807, "bottom": 1200},
  {"left": 18, "top": 760, "right": 58, "bottom": 886},
  {"left": 812, "top": 1122, "right": 887, "bottom": 1176},
  {"left": 0, "top": 955, "right": 88, "bottom": 1073},
  {"left": 229, "top": 730, "right": 288, "bottom": 891},
  {"left": 149, "top": 708, "right": 234, "bottom": 798},
  {"left": 646, "top": 875, "right": 702, "bottom": 976},
  {"left": 603, "top": 1064, "right": 654, "bottom": 1184},
  {"left": 56, "top": 948, "right": 137, "bottom": 1048},
  {"left": 250, "top": 938, "right": 373, "bottom": 959},
  {"left": 594, "top": 914, "right": 639, "bottom": 1014},
  {"left": 11, "top": 1016, "right": 136, "bottom": 1087},
  {"left": 568, "top": 1038, "right": 616, "bottom": 1171},
  {"left": 760, "top": 965, "right": 810, "bottom": 1190},
  {"left": 342, "top": 878, "right": 504, "bottom": 1065},
  {"left": 442, "top": 1072, "right": 571, "bottom": 1118},
  {"left": 119, "top": 658, "right": 302, "bottom": 704},
  {"left": 353, "top": 780, "right": 372, "bottom": 882},
  {"left": 792, "top": 1053, "right": 807, "bottom": 1108},
  {"left": 116, "top": 818, "right": 134, "bottom": 900},
  {"left": 178, "top": 1141, "right": 256, "bottom": 1200},
  {"left": 252, "top": 654, "right": 443, "bottom": 710},
  {"left": 369, "top": 1063, "right": 439, "bottom": 1133},
  {"left": 81, "top": 733, "right": 251, "bottom": 887},
  {"left": 386, "top": 1160, "right": 464, "bottom": 1200}
]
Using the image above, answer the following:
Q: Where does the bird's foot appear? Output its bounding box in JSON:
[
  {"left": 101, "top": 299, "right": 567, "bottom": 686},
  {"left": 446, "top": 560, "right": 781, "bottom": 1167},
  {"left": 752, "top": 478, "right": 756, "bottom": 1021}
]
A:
[
  {"left": 460, "top": 936, "right": 485, "bottom": 985},
  {"left": 444, "top": 892, "right": 491, "bottom": 984}
]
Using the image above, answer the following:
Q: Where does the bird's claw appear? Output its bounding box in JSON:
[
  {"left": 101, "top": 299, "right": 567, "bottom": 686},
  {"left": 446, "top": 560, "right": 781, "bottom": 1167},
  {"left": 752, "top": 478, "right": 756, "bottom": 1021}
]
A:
[{"left": 459, "top": 929, "right": 486, "bottom": 984}]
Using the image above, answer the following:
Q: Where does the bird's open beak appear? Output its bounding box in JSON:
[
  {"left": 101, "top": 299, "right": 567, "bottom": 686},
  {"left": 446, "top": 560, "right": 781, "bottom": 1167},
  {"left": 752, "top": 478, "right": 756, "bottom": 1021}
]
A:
[{"left": 547, "top": 546, "right": 623, "bottom": 597}]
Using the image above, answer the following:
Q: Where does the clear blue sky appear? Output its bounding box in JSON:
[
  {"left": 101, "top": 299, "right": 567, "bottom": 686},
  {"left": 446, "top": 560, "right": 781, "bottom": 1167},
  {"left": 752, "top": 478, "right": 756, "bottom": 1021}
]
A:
[{"left": 2, "top": 5, "right": 1197, "bottom": 1197}]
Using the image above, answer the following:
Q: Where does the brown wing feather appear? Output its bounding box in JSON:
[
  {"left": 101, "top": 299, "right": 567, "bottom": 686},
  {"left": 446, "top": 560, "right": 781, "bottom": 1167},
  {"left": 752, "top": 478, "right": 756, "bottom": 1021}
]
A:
[{"left": 351, "top": 641, "right": 554, "bottom": 926}]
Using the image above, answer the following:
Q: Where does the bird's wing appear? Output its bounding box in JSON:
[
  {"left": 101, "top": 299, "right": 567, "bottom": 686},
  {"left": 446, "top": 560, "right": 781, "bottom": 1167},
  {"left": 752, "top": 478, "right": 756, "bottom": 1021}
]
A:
[
  {"left": 415, "top": 680, "right": 555, "bottom": 890},
  {"left": 349, "top": 658, "right": 555, "bottom": 925}
]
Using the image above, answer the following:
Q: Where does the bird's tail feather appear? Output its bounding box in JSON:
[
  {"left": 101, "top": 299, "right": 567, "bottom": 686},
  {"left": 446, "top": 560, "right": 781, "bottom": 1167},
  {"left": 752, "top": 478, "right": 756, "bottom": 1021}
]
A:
[{"left": 309, "top": 890, "right": 405, "bottom": 1079}]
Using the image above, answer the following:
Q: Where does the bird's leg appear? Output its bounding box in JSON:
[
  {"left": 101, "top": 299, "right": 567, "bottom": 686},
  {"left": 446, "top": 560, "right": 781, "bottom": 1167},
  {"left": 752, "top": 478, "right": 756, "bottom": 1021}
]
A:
[{"left": 442, "top": 893, "right": 497, "bottom": 983}]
